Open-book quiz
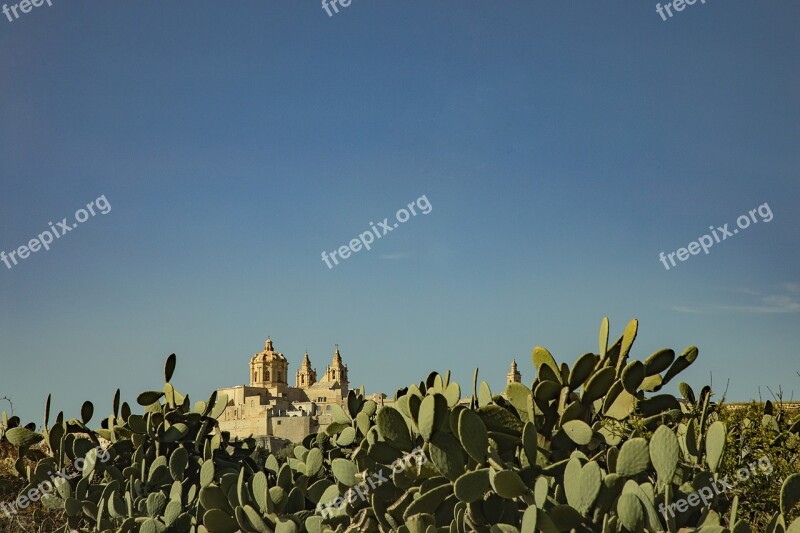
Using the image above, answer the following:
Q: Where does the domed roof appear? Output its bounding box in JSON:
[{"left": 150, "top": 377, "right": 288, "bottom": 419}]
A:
[{"left": 250, "top": 337, "right": 287, "bottom": 363}]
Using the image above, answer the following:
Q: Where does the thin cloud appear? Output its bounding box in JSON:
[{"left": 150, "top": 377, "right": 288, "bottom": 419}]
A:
[
  {"left": 672, "top": 285, "right": 800, "bottom": 315},
  {"left": 719, "top": 295, "right": 800, "bottom": 314},
  {"left": 380, "top": 253, "right": 408, "bottom": 260},
  {"left": 671, "top": 305, "right": 708, "bottom": 314},
  {"left": 784, "top": 283, "right": 800, "bottom": 294}
]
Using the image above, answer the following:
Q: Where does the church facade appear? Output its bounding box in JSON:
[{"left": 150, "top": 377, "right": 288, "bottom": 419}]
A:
[
  {"left": 216, "top": 338, "right": 352, "bottom": 447},
  {"left": 217, "top": 337, "right": 523, "bottom": 449}
]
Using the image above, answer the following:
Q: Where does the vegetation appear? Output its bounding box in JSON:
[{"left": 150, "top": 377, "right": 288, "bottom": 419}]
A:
[
  {"left": 0, "top": 318, "right": 799, "bottom": 532},
  {"left": 0, "top": 412, "right": 65, "bottom": 530},
  {"left": 716, "top": 400, "right": 800, "bottom": 531}
]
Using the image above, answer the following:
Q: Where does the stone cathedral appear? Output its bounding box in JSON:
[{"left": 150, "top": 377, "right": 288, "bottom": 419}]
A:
[
  {"left": 216, "top": 338, "right": 353, "bottom": 447},
  {"left": 216, "top": 337, "right": 523, "bottom": 449}
]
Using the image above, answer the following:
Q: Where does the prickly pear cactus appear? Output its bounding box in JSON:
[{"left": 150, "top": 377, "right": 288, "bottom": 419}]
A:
[{"left": 3, "top": 318, "right": 777, "bottom": 532}]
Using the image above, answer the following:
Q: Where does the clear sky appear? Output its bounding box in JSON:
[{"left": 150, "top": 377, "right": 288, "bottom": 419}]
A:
[{"left": 1, "top": 1, "right": 798, "bottom": 424}]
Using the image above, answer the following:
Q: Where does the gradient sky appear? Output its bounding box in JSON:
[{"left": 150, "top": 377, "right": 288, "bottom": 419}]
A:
[{"left": 1, "top": 1, "right": 798, "bottom": 425}]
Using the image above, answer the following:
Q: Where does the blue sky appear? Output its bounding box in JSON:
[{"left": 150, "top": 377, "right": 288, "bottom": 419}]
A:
[{"left": 1, "top": 1, "right": 798, "bottom": 424}]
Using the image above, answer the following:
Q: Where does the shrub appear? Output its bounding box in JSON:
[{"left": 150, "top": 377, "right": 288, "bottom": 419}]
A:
[
  {"left": 1, "top": 319, "right": 799, "bottom": 532},
  {"left": 716, "top": 400, "right": 800, "bottom": 531}
]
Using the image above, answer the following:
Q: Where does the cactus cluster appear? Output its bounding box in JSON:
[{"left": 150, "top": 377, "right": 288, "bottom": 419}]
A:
[
  {"left": 1, "top": 408, "right": 46, "bottom": 463},
  {"left": 2, "top": 319, "right": 800, "bottom": 532},
  {"left": 719, "top": 399, "right": 800, "bottom": 531}
]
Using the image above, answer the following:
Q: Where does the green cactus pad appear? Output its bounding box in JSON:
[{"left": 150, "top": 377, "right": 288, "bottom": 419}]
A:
[
  {"left": 535, "top": 380, "right": 562, "bottom": 405},
  {"left": 678, "top": 382, "right": 696, "bottom": 403},
  {"left": 538, "top": 363, "right": 562, "bottom": 385},
  {"left": 137, "top": 391, "right": 164, "bottom": 406},
  {"left": 478, "top": 405, "right": 523, "bottom": 436},
  {"left": 331, "top": 404, "right": 351, "bottom": 425},
  {"left": 780, "top": 474, "right": 800, "bottom": 516},
  {"left": 661, "top": 346, "right": 699, "bottom": 386},
  {"left": 444, "top": 382, "right": 461, "bottom": 407},
  {"left": 506, "top": 383, "right": 532, "bottom": 422},
  {"left": 580, "top": 367, "right": 616, "bottom": 405},
  {"left": 419, "top": 393, "right": 447, "bottom": 441},
  {"left": 304, "top": 448, "right": 323, "bottom": 478},
  {"left": 724, "top": 521, "right": 753, "bottom": 533},
  {"left": 64, "top": 496, "right": 82, "bottom": 516},
  {"left": 604, "top": 389, "right": 637, "bottom": 421},
  {"left": 649, "top": 425, "right": 680, "bottom": 488},
  {"left": 621, "top": 361, "right": 645, "bottom": 394},
  {"left": 562, "top": 420, "right": 593, "bottom": 446},
  {"left": 619, "top": 319, "right": 639, "bottom": 362},
  {"left": 80, "top": 401, "right": 93, "bottom": 424},
  {"left": 146, "top": 492, "right": 167, "bottom": 517},
  {"left": 638, "top": 394, "right": 681, "bottom": 417},
  {"left": 200, "top": 484, "right": 234, "bottom": 515},
  {"left": 599, "top": 317, "right": 610, "bottom": 357},
  {"left": 376, "top": 406, "right": 413, "bottom": 451},
  {"left": 522, "top": 422, "right": 538, "bottom": 466},
  {"left": 490, "top": 469, "right": 530, "bottom": 499},
  {"left": 458, "top": 408, "right": 488, "bottom": 463},
  {"left": 203, "top": 509, "right": 239, "bottom": 533},
  {"left": 4, "top": 427, "right": 42, "bottom": 447},
  {"left": 168, "top": 447, "right": 189, "bottom": 480},
  {"left": 533, "top": 346, "right": 560, "bottom": 377},
  {"left": 164, "top": 352, "right": 177, "bottom": 383},
  {"left": 569, "top": 353, "right": 598, "bottom": 391},
  {"left": 355, "top": 410, "right": 371, "bottom": 437},
  {"left": 403, "top": 483, "right": 452, "bottom": 519},
  {"left": 520, "top": 505, "right": 538, "bottom": 532},
  {"left": 140, "top": 519, "right": 165, "bottom": 533},
  {"left": 454, "top": 468, "right": 490, "bottom": 502},
  {"left": 644, "top": 349, "right": 675, "bottom": 376},
  {"left": 617, "top": 493, "right": 643, "bottom": 531},
  {"left": 336, "top": 426, "right": 357, "bottom": 447},
  {"left": 617, "top": 438, "right": 650, "bottom": 477},
  {"left": 478, "top": 381, "right": 493, "bottom": 408},
  {"left": 564, "top": 457, "right": 601, "bottom": 515},
  {"left": 705, "top": 421, "right": 727, "bottom": 473},
  {"left": 430, "top": 431, "right": 466, "bottom": 481},
  {"left": 547, "top": 505, "right": 584, "bottom": 530}
]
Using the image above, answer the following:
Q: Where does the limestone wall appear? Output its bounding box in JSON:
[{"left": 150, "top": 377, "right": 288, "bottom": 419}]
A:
[{"left": 269, "top": 416, "right": 316, "bottom": 443}]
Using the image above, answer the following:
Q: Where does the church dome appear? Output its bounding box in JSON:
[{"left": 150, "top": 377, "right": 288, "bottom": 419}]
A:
[{"left": 251, "top": 337, "right": 287, "bottom": 363}]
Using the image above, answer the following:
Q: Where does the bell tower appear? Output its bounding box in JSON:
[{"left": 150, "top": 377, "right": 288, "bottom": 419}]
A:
[
  {"left": 323, "top": 345, "right": 349, "bottom": 391},
  {"left": 507, "top": 359, "right": 521, "bottom": 385},
  {"left": 295, "top": 352, "right": 317, "bottom": 389}
]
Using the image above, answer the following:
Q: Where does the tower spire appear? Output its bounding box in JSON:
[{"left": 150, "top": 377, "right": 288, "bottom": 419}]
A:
[
  {"left": 507, "top": 358, "right": 521, "bottom": 384},
  {"left": 296, "top": 349, "right": 317, "bottom": 389}
]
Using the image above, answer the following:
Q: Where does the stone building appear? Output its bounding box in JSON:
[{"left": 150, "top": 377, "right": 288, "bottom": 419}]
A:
[
  {"left": 217, "top": 338, "right": 350, "bottom": 447},
  {"left": 217, "top": 338, "right": 524, "bottom": 450},
  {"left": 507, "top": 359, "right": 521, "bottom": 384}
]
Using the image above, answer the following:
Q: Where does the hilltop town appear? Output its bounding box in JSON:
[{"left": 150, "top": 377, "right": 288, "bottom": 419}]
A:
[{"left": 216, "top": 338, "right": 524, "bottom": 450}]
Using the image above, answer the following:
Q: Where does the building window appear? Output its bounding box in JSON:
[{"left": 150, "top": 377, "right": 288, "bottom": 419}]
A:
[
  {"left": 326, "top": 405, "right": 331, "bottom": 412},
  {"left": 265, "top": 370, "right": 270, "bottom": 381},
  {"left": 277, "top": 420, "right": 281, "bottom": 425}
]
